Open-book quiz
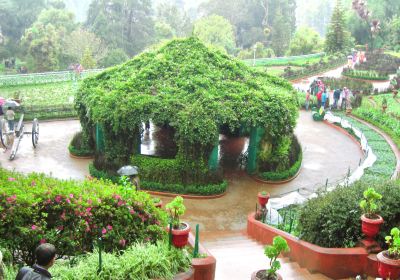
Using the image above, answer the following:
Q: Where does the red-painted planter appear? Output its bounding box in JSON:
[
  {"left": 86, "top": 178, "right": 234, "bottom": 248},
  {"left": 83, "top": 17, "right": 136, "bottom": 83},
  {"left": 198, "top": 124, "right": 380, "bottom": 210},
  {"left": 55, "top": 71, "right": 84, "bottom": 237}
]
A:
[
  {"left": 377, "top": 251, "right": 400, "bottom": 279},
  {"left": 154, "top": 200, "right": 162, "bottom": 209},
  {"left": 251, "top": 270, "right": 282, "bottom": 280},
  {"left": 258, "top": 192, "right": 270, "bottom": 208},
  {"left": 170, "top": 222, "right": 191, "bottom": 248},
  {"left": 361, "top": 214, "right": 384, "bottom": 239}
]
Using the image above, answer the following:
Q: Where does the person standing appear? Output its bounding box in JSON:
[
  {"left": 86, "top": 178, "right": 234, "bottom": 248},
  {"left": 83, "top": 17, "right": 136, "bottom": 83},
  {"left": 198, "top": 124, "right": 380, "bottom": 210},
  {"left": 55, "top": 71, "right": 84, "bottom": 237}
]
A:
[
  {"left": 15, "top": 243, "right": 56, "bottom": 280},
  {"left": 305, "top": 90, "right": 311, "bottom": 111},
  {"left": 328, "top": 88, "right": 334, "bottom": 109},
  {"left": 316, "top": 90, "right": 322, "bottom": 108},
  {"left": 333, "top": 88, "right": 341, "bottom": 109},
  {"left": 6, "top": 107, "right": 15, "bottom": 131},
  {"left": 322, "top": 90, "right": 327, "bottom": 109}
]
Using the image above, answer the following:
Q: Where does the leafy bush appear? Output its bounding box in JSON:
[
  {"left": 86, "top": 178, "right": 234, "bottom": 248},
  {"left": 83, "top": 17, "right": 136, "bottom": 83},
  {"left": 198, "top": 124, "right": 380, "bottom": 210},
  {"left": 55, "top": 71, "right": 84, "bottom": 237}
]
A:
[
  {"left": 342, "top": 68, "right": 389, "bottom": 80},
  {"left": 166, "top": 196, "right": 186, "bottom": 229},
  {"left": 259, "top": 151, "right": 302, "bottom": 181},
  {"left": 0, "top": 169, "right": 167, "bottom": 266},
  {"left": 89, "top": 163, "right": 228, "bottom": 196},
  {"left": 264, "top": 236, "right": 290, "bottom": 279},
  {"left": 68, "top": 131, "right": 94, "bottom": 157},
  {"left": 297, "top": 179, "right": 400, "bottom": 248},
  {"left": 385, "top": 227, "right": 400, "bottom": 259},
  {"left": 359, "top": 187, "right": 382, "bottom": 218},
  {"left": 51, "top": 242, "right": 191, "bottom": 280}
]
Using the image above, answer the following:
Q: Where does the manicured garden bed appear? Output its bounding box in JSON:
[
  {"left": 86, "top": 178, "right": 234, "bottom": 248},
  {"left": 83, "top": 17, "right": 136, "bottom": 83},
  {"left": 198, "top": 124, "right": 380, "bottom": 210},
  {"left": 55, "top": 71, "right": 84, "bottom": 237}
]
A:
[
  {"left": 342, "top": 68, "right": 389, "bottom": 81},
  {"left": 319, "top": 77, "right": 373, "bottom": 93},
  {"left": 355, "top": 52, "right": 400, "bottom": 76}
]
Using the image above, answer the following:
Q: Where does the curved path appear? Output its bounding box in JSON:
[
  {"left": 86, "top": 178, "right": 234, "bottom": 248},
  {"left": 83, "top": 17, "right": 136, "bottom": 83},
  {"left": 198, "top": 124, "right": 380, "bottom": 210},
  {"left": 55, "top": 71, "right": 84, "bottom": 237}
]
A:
[{"left": 0, "top": 111, "right": 363, "bottom": 240}]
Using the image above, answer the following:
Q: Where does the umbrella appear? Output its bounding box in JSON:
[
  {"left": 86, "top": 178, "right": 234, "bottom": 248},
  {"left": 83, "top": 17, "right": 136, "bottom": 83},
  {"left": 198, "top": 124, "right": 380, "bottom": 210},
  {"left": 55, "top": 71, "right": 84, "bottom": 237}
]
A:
[
  {"left": 0, "top": 97, "right": 5, "bottom": 106},
  {"left": 3, "top": 100, "right": 20, "bottom": 108},
  {"left": 117, "top": 165, "right": 139, "bottom": 176}
]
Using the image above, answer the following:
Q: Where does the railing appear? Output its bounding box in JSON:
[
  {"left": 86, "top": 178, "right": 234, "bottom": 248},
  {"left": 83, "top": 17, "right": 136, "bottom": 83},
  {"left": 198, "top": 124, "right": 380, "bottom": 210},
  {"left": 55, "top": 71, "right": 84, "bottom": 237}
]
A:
[{"left": 0, "top": 69, "right": 103, "bottom": 87}]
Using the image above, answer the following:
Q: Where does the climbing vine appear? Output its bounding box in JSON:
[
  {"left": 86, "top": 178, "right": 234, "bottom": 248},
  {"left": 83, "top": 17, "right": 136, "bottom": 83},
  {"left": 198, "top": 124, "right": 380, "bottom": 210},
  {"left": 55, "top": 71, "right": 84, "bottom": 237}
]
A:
[{"left": 76, "top": 37, "right": 298, "bottom": 177}]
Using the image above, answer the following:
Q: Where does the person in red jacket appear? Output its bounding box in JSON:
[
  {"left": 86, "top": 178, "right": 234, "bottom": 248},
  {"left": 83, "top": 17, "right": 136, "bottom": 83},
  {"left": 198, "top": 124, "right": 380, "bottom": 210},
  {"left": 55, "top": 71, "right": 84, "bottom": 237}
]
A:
[{"left": 316, "top": 91, "right": 322, "bottom": 108}]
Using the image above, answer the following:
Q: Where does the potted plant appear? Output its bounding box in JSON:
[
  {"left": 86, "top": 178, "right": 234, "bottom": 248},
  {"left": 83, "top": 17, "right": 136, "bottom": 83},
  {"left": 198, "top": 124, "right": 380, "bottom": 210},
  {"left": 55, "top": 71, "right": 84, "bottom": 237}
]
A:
[
  {"left": 377, "top": 227, "right": 400, "bottom": 279},
  {"left": 251, "top": 236, "right": 290, "bottom": 280},
  {"left": 166, "top": 196, "right": 190, "bottom": 248},
  {"left": 382, "top": 97, "right": 388, "bottom": 112},
  {"left": 258, "top": 191, "right": 270, "bottom": 208},
  {"left": 152, "top": 197, "right": 162, "bottom": 209},
  {"left": 360, "top": 187, "right": 384, "bottom": 240}
]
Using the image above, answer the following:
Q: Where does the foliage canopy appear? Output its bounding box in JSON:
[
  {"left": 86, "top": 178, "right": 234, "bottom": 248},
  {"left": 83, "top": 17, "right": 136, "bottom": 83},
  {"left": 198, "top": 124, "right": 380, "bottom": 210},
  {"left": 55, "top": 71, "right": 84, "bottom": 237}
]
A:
[{"left": 76, "top": 37, "right": 298, "bottom": 168}]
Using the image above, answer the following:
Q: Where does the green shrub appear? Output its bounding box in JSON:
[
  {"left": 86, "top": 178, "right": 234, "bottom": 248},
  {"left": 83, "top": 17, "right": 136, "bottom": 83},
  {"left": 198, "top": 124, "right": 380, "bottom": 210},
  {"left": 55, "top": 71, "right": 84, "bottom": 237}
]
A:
[
  {"left": 89, "top": 163, "right": 228, "bottom": 196},
  {"left": 259, "top": 151, "right": 302, "bottom": 181},
  {"left": 68, "top": 131, "right": 94, "bottom": 157},
  {"left": 297, "top": 179, "right": 400, "bottom": 248},
  {"left": 50, "top": 242, "right": 191, "bottom": 280},
  {"left": 0, "top": 169, "right": 167, "bottom": 266},
  {"left": 342, "top": 68, "right": 389, "bottom": 81}
]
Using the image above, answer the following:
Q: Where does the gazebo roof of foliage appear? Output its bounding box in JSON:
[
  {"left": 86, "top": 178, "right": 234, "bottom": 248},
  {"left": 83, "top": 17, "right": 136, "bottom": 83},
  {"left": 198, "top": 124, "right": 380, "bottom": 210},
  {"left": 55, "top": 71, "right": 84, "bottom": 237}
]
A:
[{"left": 77, "top": 38, "right": 298, "bottom": 146}]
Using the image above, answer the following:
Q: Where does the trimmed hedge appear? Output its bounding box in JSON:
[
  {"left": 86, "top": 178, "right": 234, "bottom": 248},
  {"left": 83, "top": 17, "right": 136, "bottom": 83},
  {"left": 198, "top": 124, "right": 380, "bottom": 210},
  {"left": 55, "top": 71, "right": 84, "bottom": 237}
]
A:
[
  {"left": 297, "top": 179, "right": 400, "bottom": 248},
  {"left": 89, "top": 163, "right": 228, "bottom": 196},
  {"left": 0, "top": 169, "right": 167, "bottom": 266},
  {"left": 68, "top": 131, "right": 94, "bottom": 157},
  {"left": 259, "top": 151, "right": 302, "bottom": 181},
  {"left": 342, "top": 68, "right": 389, "bottom": 81}
]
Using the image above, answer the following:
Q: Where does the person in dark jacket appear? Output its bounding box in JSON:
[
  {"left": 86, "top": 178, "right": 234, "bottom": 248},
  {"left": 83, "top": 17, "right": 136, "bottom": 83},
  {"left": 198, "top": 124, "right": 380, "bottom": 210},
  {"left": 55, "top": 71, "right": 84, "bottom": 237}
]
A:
[
  {"left": 15, "top": 243, "right": 56, "bottom": 280},
  {"left": 333, "top": 89, "right": 341, "bottom": 109}
]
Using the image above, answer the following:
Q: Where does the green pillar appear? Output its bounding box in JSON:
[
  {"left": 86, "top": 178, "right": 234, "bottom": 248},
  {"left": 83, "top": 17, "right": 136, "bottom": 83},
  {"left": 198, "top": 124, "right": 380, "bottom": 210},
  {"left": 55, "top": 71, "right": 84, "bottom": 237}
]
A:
[
  {"left": 95, "top": 124, "right": 105, "bottom": 153},
  {"left": 246, "top": 127, "right": 265, "bottom": 174},
  {"left": 208, "top": 144, "right": 219, "bottom": 171}
]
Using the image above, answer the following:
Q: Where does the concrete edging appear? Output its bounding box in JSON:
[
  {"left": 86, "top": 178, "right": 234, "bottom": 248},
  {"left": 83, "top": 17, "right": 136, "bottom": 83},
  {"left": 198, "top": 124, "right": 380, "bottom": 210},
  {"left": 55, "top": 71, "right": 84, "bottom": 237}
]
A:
[
  {"left": 144, "top": 190, "right": 227, "bottom": 200},
  {"left": 247, "top": 213, "right": 379, "bottom": 279},
  {"left": 188, "top": 233, "right": 216, "bottom": 280}
]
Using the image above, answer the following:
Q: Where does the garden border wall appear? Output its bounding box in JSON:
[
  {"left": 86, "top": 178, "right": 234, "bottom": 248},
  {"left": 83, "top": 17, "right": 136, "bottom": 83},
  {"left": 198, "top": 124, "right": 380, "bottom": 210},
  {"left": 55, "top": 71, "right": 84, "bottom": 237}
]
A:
[
  {"left": 247, "top": 213, "right": 380, "bottom": 279},
  {"left": 188, "top": 233, "right": 216, "bottom": 280}
]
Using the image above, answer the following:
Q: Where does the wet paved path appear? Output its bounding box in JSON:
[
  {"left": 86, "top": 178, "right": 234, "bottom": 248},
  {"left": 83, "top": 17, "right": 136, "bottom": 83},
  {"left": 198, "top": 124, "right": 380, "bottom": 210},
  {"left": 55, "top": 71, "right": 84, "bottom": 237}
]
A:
[{"left": 0, "top": 112, "right": 363, "bottom": 240}]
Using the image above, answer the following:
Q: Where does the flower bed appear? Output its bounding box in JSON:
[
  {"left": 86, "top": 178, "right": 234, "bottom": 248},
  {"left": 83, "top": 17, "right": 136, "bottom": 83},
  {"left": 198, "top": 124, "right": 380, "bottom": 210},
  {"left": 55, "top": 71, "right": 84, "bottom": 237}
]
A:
[
  {"left": 342, "top": 68, "right": 389, "bottom": 81},
  {"left": 257, "top": 150, "right": 302, "bottom": 182},
  {"left": 89, "top": 163, "right": 228, "bottom": 196},
  {"left": 0, "top": 169, "right": 167, "bottom": 265},
  {"left": 355, "top": 53, "right": 400, "bottom": 76},
  {"left": 319, "top": 77, "right": 373, "bottom": 93}
]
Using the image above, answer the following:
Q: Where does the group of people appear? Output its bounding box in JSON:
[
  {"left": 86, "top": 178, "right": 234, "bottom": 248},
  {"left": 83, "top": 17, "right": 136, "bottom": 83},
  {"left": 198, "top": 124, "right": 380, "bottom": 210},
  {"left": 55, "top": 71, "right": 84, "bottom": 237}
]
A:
[{"left": 305, "top": 79, "right": 352, "bottom": 111}]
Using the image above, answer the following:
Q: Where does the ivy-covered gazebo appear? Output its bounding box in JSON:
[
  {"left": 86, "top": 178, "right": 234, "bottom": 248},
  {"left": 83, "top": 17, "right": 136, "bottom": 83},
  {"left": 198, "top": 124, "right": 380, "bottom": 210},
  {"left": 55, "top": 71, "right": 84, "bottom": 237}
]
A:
[{"left": 76, "top": 38, "right": 298, "bottom": 192}]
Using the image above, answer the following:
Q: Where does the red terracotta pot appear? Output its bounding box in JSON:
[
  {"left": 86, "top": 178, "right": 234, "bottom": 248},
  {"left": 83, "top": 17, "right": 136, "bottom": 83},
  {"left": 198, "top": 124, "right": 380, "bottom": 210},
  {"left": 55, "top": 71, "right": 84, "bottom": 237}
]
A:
[
  {"left": 377, "top": 251, "right": 400, "bottom": 279},
  {"left": 170, "top": 222, "right": 191, "bottom": 248},
  {"left": 361, "top": 214, "right": 384, "bottom": 239},
  {"left": 154, "top": 200, "right": 162, "bottom": 209},
  {"left": 258, "top": 192, "right": 270, "bottom": 208},
  {"left": 251, "top": 270, "right": 282, "bottom": 280}
]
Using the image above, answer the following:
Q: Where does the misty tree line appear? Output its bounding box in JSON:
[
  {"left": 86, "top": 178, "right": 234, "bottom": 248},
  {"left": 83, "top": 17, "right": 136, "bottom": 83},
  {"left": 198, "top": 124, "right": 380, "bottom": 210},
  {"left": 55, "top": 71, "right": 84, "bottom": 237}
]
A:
[{"left": 0, "top": 0, "right": 399, "bottom": 72}]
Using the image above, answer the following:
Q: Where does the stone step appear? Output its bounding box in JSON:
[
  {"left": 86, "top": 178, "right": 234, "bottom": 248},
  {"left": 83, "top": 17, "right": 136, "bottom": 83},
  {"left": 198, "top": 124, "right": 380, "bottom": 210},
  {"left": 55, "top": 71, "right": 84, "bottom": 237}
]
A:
[{"left": 205, "top": 233, "right": 333, "bottom": 280}]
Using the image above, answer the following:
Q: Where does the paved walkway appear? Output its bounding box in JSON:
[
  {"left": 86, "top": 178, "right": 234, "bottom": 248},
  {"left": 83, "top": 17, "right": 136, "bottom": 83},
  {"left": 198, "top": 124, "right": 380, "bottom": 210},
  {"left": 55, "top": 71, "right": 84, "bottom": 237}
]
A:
[{"left": 0, "top": 111, "right": 363, "bottom": 240}]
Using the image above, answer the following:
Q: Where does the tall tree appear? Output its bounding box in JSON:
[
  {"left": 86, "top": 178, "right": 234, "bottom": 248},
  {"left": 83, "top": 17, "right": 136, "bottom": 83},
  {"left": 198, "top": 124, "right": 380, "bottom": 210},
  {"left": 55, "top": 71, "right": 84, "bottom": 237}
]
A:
[
  {"left": 288, "top": 27, "right": 324, "bottom": 55},
  {"left": 325, "top": 0, "right": 353, "bottom": 53},
  {"left": 21, "top": 8, "right": 76, "bottom": 71},
  {"left": 86, "top": 0, "right": 155, "bottom": 56},
  {"left": 156, "top": 1, "right": 192, "bottom": 38},
  {"left": 193, "top": 15, "right": 236, "bottom": 54}
]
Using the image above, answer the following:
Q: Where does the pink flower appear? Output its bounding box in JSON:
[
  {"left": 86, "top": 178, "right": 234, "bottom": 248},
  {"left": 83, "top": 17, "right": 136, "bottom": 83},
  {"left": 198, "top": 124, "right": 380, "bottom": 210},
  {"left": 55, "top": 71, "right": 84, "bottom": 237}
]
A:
[
  {"left": 6, "top": 195, "right": 16, "bottom": 203},
  {"left": 60, "top": 211, "right": 66, "bottom": 220},
  {"left": 119, "top": 239, "right": 126, "bottom": 247},
  {"left": 31, "top": 225, "right": 37, "bottom": 230},
  {"left": 129, "top": 209, "right": 135, "bottom": 215},
  {"left": 114, "top": 194, "right": 121, "bottom": 200},
  {"left": 117, "top": 200, "right": 125, "bottom": 207},
  {"left": 8, "top": 177, "right": 15, "bottom": 181},
  {"left": 85, "top": 226, "right": 91, "bottom": 232},
  {"left": 57, "top": 225, "right": 64, "bottom": 231},
  {"left": 66, "top": 199, "right": 71, "bottom": 204},
  {"left": 40, "top": 239, "right": 46, "bottom": 244},
  {"left": 55, "top": 196, "right": 62, "bottom": 203},
  {"left": 31, "top": 180, "right": 36, "bottom": 186},
  {"left": 87, "top": 199, "right": 93, "bottom": 205},
  {"left": 86, "top": 207, "right": 92, "bottom": 213},
  {"left": 106, "top": 225, "right": 113, "bottom": 231},
  {"left": 101, "top": 228, "right": 107, "bottom": 235},
  {"left": 69, "top": 194, "right": 74, "bottom": 199}
]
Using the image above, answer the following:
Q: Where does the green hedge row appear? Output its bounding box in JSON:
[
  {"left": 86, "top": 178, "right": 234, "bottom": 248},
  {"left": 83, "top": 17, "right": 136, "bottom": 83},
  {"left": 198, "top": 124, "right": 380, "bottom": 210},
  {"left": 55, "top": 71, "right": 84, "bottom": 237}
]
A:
[
  {"left": 68, "top": 132, "right": 94, "bottom": 157},
  {"left": 4, "top": 242, "right": 191, "bottom": 280},
  {"left": 298, "top": 179, "right": 400, "bottom": 248},
  {"left": 342, "top": 69, "right": 389, "bottom": 81},
  {"left": 258, "top": 150, "right": 302, "bottom": 181},
  {"left": 0, "top": 168, "right": 167, "bottom": 266},
  {"left": 89, "top": 163, "right": 228, "bottom": 196}
]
